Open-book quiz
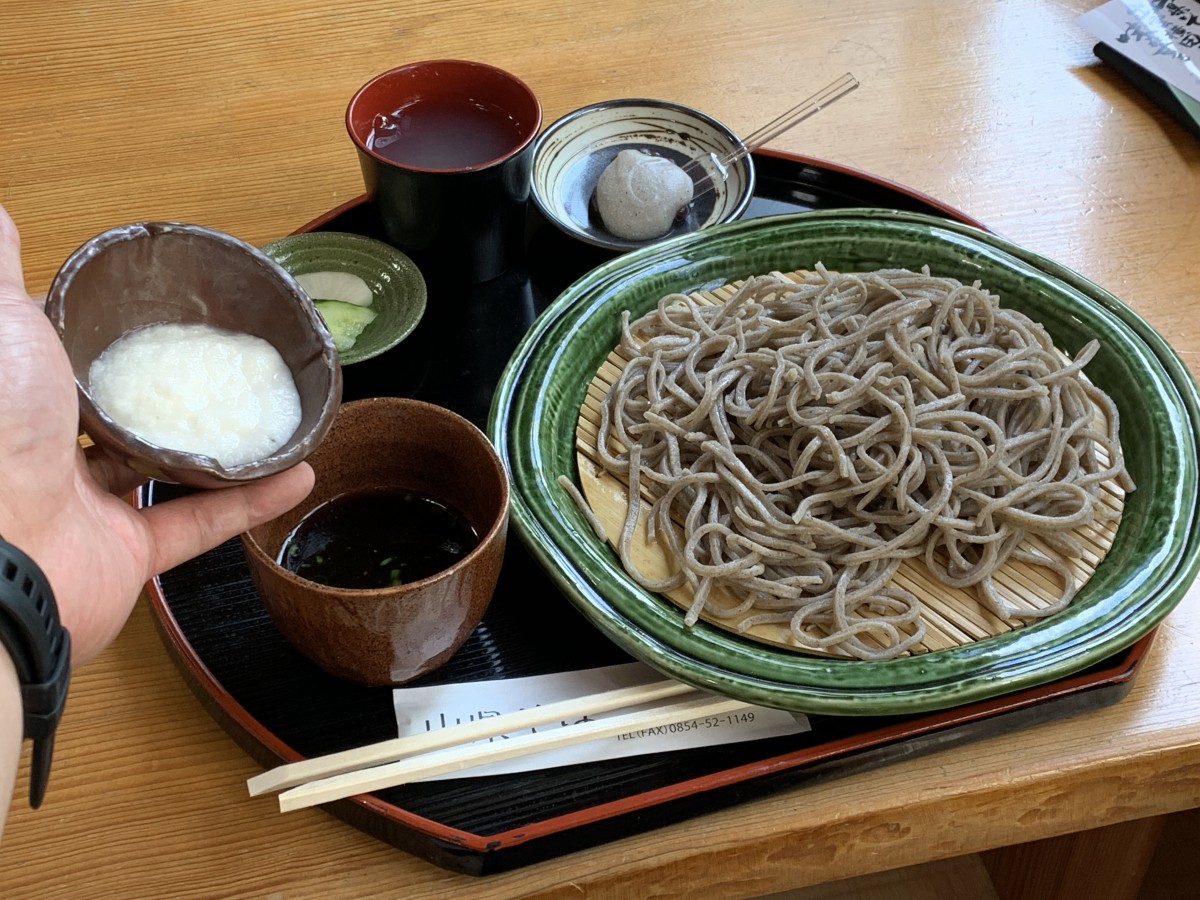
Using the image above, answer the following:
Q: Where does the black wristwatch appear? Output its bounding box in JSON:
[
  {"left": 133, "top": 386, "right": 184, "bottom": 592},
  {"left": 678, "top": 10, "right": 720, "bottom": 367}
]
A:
[{"left": 0, "top": 537, "right": 71, "bottom": 808}]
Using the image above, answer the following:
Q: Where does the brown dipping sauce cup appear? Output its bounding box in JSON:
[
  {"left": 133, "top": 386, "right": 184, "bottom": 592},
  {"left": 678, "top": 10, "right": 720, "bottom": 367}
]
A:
[
  {"left": 241, "top": 397, "right": 509, "bottom": 686},
  {"left": 346, "top": 59, "right": 542, "bottom": 285}
]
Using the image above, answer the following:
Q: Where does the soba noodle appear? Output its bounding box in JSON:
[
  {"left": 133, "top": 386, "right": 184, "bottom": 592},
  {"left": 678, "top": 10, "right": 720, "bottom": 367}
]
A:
[{"left": 583, "top": 265, "right": 1133, "bottom": 660}]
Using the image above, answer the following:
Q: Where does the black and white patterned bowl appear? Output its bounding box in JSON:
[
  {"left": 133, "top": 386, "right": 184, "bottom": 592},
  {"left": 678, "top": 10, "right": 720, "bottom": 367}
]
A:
[{"left": 530, "top": 98, "right": 755, "bottom": 252}]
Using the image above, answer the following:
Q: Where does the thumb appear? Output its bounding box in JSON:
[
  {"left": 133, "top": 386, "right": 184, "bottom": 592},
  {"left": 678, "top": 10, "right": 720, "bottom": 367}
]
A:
[{"left": 137, "top": 463, "right": 315, "bottom": 577}]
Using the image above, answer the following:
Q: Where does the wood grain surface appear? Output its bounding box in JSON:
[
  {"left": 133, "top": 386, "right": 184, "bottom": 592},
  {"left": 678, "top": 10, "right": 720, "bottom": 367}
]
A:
[{"left": 2, "top": 1, "right": 1199, "bottom": 897}]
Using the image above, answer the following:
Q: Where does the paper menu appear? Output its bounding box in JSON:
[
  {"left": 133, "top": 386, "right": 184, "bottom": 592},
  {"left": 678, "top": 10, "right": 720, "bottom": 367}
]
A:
[
  {"left": 1078, "top": 0, "right": 1200, "bottom": 103},
  {"left": 392, "top": 662, "right": 810, "bottom": 781}
]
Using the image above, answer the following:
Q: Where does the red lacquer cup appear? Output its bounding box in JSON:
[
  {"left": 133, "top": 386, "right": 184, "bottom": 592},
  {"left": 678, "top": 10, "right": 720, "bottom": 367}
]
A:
[{"left": 346, "top": 59, "right": 542, "bottom": 285}]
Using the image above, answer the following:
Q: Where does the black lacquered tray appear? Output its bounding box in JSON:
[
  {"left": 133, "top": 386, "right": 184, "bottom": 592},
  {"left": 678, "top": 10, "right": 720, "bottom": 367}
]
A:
[{"left": 143, "top": 150, "right": 1151, "bottom": 876}]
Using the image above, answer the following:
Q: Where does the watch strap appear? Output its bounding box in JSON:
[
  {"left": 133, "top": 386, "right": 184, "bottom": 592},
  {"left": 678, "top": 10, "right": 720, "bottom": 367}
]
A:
[{"left": 0, "top": 537, "right": 71, "bottom": 808}]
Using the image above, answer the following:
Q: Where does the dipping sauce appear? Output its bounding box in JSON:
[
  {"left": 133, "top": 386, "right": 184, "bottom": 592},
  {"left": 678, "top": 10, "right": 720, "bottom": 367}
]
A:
[
  {"left": 367, "top": 99, "right": 527, "bottom": 169},
  {"left": 278, "top": 487, "right": 480, "bottom": 588},
  {"left": 88, "top": 322, "right": 302, "bottom": 467}
]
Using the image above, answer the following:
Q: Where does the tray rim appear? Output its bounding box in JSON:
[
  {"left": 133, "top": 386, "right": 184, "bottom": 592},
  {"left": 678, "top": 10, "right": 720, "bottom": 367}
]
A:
[
  {"left": 144, "top": 584, "right": 1152, "bottom": 854},
  {"left": 140, "top": 148, "right": 1155, "bottom": 870}
]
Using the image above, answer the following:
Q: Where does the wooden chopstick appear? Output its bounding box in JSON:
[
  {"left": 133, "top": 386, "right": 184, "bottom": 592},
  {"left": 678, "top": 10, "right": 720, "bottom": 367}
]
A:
[
  {"left": 275, "top": 690, "right": 751, "bottom": 812},
  {"left": 247, "top": 678, "right": 700, "bottom": 797}
]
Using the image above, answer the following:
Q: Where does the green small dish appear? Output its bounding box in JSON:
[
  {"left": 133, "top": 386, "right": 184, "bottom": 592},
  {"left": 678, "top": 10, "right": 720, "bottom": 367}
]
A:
[
  {"left": 488, "top": 208, "right": 1200, "bottom": 716},
  {"left": 261, "top": 231, "right": 427, "bottom": 365}
]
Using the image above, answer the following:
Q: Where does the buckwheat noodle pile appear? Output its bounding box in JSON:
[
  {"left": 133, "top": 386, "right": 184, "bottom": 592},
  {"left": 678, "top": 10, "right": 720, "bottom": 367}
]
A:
[{"left": 582, "top": 266, "right": 1133, "bottom": 660}]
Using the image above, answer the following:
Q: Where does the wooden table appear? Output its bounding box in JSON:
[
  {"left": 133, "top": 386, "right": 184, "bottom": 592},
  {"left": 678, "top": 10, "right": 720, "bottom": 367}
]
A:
[{"left": 2, "top": 1, "right": 1199, "bottom": 896}]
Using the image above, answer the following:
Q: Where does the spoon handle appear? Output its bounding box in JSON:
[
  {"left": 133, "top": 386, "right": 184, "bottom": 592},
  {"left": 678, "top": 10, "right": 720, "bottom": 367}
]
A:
[
  {"left": 683, "top": 72, "right": 860, "bottom": 198},
  {"left": 737, "top": 72, "right": 859, "bottom": 159}
]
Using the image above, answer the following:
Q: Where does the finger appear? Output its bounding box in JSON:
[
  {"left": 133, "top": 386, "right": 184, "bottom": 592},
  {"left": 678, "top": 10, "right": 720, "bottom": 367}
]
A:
[
  {"left": 138, "top": 463, "right": 315, "bottom": 576},
  {"left": 0, "top": 204, "right": 28, "bottom": 300},
  {"left": 84, "top": 443, "right": 151, "bottom": 498}
]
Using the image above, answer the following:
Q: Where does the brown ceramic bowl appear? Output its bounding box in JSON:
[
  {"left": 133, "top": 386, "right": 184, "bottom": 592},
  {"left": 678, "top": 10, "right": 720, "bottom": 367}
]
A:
[
  {"left": 45, "top": 221, "right": 342, "bottom": 488},
  {"left": 240, "top": 397, "right": 510, "bottom": 686}
]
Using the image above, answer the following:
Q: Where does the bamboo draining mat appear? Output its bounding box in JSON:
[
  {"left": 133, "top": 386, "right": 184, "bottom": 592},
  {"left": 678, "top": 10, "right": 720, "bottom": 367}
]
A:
[{"left": 572, "top": 271, "right": 1126, "bottom": 658}]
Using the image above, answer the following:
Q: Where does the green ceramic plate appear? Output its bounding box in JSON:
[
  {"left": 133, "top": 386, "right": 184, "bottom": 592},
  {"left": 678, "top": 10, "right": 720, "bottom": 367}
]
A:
[
  {"left": 489, "top": 209, "right": 1200, "bottom": 715},
  {"left": 262, "top": 231, "right": 426, "bottom": 365}
]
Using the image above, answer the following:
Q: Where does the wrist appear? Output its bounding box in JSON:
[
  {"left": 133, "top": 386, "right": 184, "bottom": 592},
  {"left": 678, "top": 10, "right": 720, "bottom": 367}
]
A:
[
  {"left": 0, "top": 535, "right": 71, "bottom": 808},
  {"left": 0, "top": 499, "right": 41, "bottom": 565}
]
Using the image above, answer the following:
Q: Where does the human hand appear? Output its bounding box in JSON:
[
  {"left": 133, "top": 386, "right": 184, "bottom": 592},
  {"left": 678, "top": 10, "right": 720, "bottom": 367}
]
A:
[{"left": 0, "top": 205, "right": 314, "bottom": 664}]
